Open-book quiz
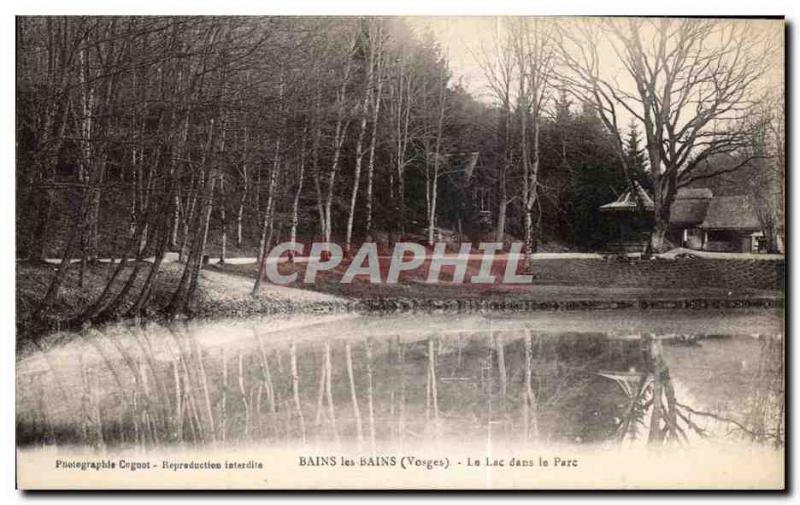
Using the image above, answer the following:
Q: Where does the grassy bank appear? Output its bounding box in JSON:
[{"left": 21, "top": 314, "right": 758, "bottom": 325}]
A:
[
  {"left": 17, "top": 256, "right": 784, "bottom": 345},
  {"left": 15, "top": 261, "right": 350, "bottom": 344},
  {"left": 215, "top": 258, "right": 783, "bottom": 306}
]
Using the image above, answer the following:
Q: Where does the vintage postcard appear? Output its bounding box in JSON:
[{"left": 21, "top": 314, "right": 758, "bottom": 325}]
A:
[{"left": 15, "top": 15, "right": 785, "bottom": 490}]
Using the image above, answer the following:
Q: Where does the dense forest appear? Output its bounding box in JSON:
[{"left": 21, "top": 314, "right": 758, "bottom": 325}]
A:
[{"left": 16, "top": 17, "right": 783, "bottom": 323}]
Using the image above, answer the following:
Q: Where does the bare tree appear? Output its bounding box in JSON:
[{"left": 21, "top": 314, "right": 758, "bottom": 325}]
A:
[
  {"left": 474, "top": 19, "right": 516, "bottom": 243},
  {"left": 322, "top": 28, "right": 358, "bottom": 244},
  {"left": 387, "top": 54, "right": 415, "bottom": 237},
  {"left": 425, "top": 63, "right": 449, "bottom": 247},
  {"left": 511, "top": 18, "right": 555, "bottom": 259},
  {"left": 754, "top": 93, "right": 785, "bottom": 253},
  {"left": 557, "top": 18, "right": 773, "bottom": 251},
  {"left": 364, "top": 24, "right": 387, "bottom": 234},
  {"left": 345, "top": 20, "right": 383, "bottom": 255}
]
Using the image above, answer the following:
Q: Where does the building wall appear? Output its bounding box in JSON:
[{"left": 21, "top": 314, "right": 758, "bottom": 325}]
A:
[{"left": 702, "top": 230, "right": 760, "bottom": 253}]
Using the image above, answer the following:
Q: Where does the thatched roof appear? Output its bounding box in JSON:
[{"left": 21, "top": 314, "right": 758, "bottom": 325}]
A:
[
  {"left": 599, "top": 182, "right": 655, "bottom": 212},
  {"left": 700, "top": 196, "right": 762, "bottom": 230},
  {"left": 669, "top": 188, "right": 712, "bottom": 226},
  {"left": 599, "top": 185, "right": 761, "bottom": 231},
  {"left": 675, "top": 188, "right": 713, "bottom": 199}
]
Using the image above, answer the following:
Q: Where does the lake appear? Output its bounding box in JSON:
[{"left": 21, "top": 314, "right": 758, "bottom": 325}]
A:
[{"left": 16, "top": 309, "right": 784, "bottom": 455}]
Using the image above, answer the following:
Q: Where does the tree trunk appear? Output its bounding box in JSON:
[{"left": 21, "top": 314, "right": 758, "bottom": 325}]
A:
[
  {"left": 127, "top": 214, "right": 171, "bottom": 317},
  {"left": 523, "top": 117, "right": 541, "bottom": 261},
  {"left": 166, "top": 117, "right": 218, "bottom": 317},
  {"left": 86, "top": 172, "right": 104, "bottom": 263},
  {"left": 324, "top": 117, "right": 349, "bottom": 244},
  {"left": 93, "top": 226, "right": 153, "bottom": 322},
  {"left": 427, "top": 68, "right": 447, "bottom": 247},
  {"left": 314, "top": 170, "right": 326, "bottom": 238},
  {"left": 289, "top": 126, "right": 308, "bottom": 260},
  {"left": 396, "top": 71, "right": 411, "bottom": 237},
  {"left": 185, "top": 172, "right": 216, "bottom": 303},
  {"left": 79, "top": 217, "right": 149, "bottom": 323},
  {"left": 365, "top": 60, "right": 384, "bottom": 234},
  {"left": 34, "top": 216, "right": 81, "bottom": 319},
  {"left": 27, "top": 189, "right": 54, "bottom": 262},
  {"left": 218, "top": 175, "right": 227, "bottom": 264},
  {"left": 495, "top": 95, "right": 512, "bottom": 244},
  {"left": 650, "top": 179, "right": 676, "bottom": 253},
  {"left": 495, "top": 191, "right": 507, "bottom": 243},
  {"left": 323, "top": 33, "right": 356, "bottom": 244},
  {"left": 345, "top": 46, "right": 375, "bottom": 255},
  {"left": 235, "top": 126, "right": 249, "bottom": 249},
  {"left": 167, "top": 171, "right": 217, "bottom": 317},
  {"left": 179, "top": 173, "right": 200, "bottom": 263},
  {"left": 309, "top": 93, "right": 325, "bottom": 238},
  {"left": 253, "top": 140, "right": 281, "bottom": 293},
  {"left": 170, "top": 194, "right": 180, "bottom": 250},
  {"left": 650, "top": 219, "right": 670, "bottom": 253}
]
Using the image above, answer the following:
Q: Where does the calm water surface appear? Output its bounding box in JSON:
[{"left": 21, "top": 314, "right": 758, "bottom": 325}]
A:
[{"left": 16, "top": 310, "right": 784, "bottom": 453}]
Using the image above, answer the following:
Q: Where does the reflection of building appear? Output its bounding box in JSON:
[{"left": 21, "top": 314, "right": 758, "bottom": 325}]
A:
[{"left": 600, "top": 186, "right": 766, "bottom": 253}]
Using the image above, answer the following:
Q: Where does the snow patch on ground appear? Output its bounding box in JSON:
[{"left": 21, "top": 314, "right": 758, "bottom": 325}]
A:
[
  {"left": 197, "top": 268, "right": 345, "bottom": 304},
  {"left": 36, "top": 248, "right": 784, "bottom": 266},
  {"left": 658, "top": 248, "right": 784, "bottom": 261}
]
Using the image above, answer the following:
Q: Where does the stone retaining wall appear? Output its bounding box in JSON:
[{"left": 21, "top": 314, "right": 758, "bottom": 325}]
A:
[{"left": 530, "top": 258, "right": 784, "bottom": 291}]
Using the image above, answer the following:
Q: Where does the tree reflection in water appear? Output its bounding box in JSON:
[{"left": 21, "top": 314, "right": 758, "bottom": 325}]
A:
[
  {"left": 16, "top": 318, "right": 784, "bottom": 452},
  {"left": 606, "top": 335, "right": 784, "bottom": 448}
]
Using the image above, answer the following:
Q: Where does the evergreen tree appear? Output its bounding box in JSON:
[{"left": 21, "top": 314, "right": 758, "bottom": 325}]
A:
[{"left": 624, "top": 123, "right": 651, "bottom": 192}]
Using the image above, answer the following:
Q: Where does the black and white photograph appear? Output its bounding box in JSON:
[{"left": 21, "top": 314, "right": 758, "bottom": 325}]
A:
[{"left": 11, "top": 10, "right": 786, "bottom": 491}]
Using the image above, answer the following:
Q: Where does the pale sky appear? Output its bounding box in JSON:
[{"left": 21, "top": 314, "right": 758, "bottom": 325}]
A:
[
  {"left": 406, "top": 17, "right": 498, "bottom": 99},
  {"left": 406, "top": 17, "right": 784, "bottom": 111}
]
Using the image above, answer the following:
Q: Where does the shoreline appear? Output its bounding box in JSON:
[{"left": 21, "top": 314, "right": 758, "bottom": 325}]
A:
[{"left": 16, "top": 259, "right": 784, "bottom": 346}]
